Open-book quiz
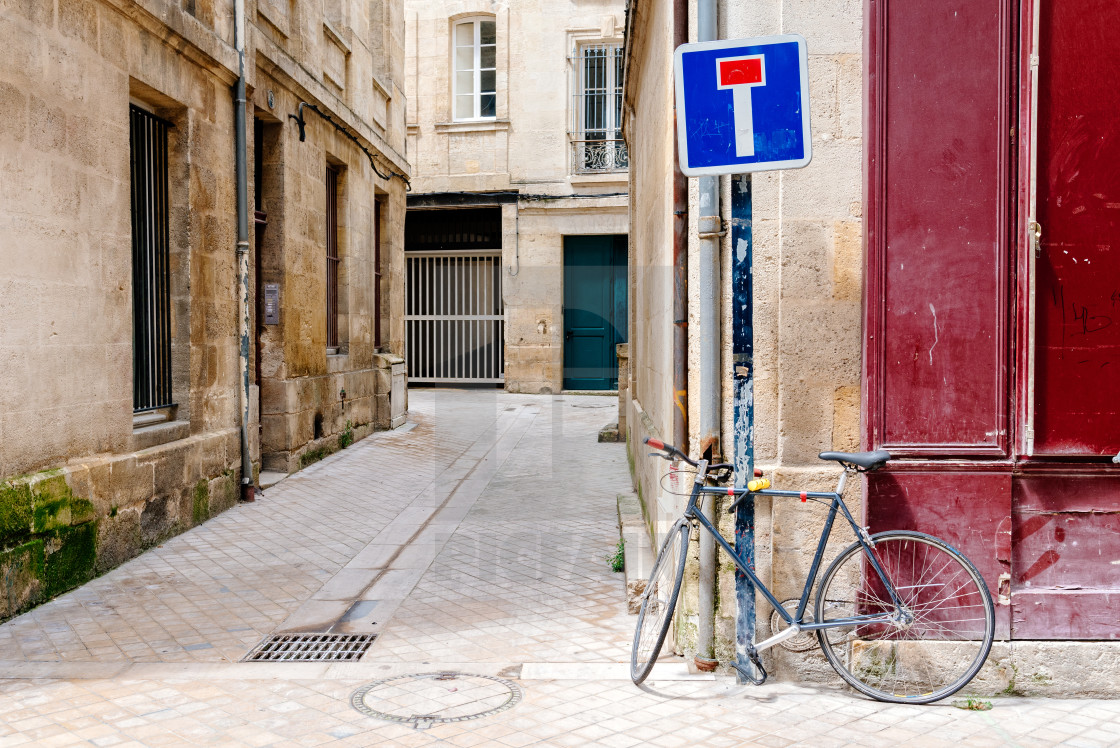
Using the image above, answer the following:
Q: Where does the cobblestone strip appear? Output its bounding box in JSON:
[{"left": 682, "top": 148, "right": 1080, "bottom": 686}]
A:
[{"left": 274, "top": 401, "right": 542, "bottom": 636}]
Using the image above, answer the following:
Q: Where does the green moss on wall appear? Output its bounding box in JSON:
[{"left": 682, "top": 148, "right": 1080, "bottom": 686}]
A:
[
  {"left": 300, "top": 446, "right": 330, "bottom": 468},
  {"left": 4, "top": 471, "right": 99, "bottom": 543},
  {"left": 42, "top": 522, "right": 98, "bottom": 598},
  {"left": 70, "top": 498, "right": 97, "bottom": 525},
  {"left": 31, "top": 474, "right": 74, "bottom": 534},
  {"left": 0, "top": 539, "right": 45, "bottom": 618},
  {"left": 192, "top": 479, "right": 209, "bottom": 525},
  {"left": 0, "top": 481, "right": 33, "bottom": 546},
  {"left": 0, "top": 538, "right": 45, "bottom": 575}
]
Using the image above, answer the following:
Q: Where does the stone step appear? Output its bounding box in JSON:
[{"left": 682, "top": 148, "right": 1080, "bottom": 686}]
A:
[{"left": 617, "top": 491, "right": 653, "bottom": 614}]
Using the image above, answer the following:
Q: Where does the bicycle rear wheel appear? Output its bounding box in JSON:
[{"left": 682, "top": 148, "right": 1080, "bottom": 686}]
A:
[
  {"left": 630, "top": 519, "right": 690, "bottom": 684},
  {"left": 815, "top": 531, "right": 995, "bottom": 704}
]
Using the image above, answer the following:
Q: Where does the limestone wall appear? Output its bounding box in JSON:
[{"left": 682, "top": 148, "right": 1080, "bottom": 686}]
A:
[
  {"left": 503, "top": 199, "right": 628, "bottom": 394},
  {"left": 620, "top": 0, "right": 682, "bottom": 560},
  {"left": 250, "top": 74, "right": 408, "bottom": 472},
  {"left": 622, "top": 0, "right": 863, "bottom": 674},
  {"left": 407, "top": 0, "right": 627, "bottom": 195},
  {"left": 714, "top": 0, "right": 864, "bottom": 676},
  {"left": 0, "top": 0, "right": 408, "bottom": 615}
]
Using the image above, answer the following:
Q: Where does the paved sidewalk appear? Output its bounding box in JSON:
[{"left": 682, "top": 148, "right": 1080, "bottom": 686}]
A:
[{"left": 0, "top": 390, "right": 1118, "bottom": 747}]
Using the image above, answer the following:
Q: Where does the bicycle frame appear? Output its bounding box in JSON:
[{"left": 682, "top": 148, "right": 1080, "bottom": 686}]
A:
[{"left": 681, "top": 460, "right": 908, "bottom": 655}]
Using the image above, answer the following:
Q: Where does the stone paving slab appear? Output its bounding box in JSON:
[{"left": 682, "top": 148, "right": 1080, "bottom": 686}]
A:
[
  {"left": 0, "top": 675, "right": 1118, "bottom": 747},
  {"left": 0, "top": 390, "right": 1118, "bottom": 746}
]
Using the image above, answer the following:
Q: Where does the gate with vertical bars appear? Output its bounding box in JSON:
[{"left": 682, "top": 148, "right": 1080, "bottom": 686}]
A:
[{"left": 405, "top": 251, "right": 504, "bottom": 383}]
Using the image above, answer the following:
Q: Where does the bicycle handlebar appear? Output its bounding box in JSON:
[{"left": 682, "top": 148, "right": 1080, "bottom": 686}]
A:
[
  {"left": 644, "top": 437, "right": 693, "bottom": 465},
  {"left": 643, "top": 437, "right": 737, "bottom": 473}
]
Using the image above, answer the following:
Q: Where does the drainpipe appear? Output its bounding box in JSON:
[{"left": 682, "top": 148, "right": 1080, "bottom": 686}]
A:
[
  {"left": 672, "top": 0, "right": 688, "bottom": 457},
  {"left": 234, "top": 0, "right": 255, "bottom": 501},
  {"left": 696, "top": 0, "right": 722, "bottom": 666}
]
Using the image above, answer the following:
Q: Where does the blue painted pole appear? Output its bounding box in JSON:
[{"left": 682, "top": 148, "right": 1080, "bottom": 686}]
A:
[{"left": 730, "top": 174, "right": 756, "bottom": 680}]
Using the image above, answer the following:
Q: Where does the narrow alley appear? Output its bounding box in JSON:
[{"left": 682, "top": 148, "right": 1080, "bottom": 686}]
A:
[{"left": 0, "top": 390, "right": 1116, "bottom": 746}]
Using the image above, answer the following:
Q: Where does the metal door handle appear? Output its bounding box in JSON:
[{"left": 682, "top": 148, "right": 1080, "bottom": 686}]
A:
[{"left": 565, "top": 331, "right": 574, "bottom": 341}]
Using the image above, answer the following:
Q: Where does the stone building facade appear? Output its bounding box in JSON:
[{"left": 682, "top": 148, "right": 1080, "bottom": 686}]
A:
[
  {"left": 624, "top": 0, "right": 1120, "bottom": 696},
  {"left": 0, "top": 0, "right": 408, "bottom": 617},
  {"left": 623, "top": 0, "right": 869, "bottom": 682},
  {"left": 404, "top": 0, "right": 628, "bottom": 394}
]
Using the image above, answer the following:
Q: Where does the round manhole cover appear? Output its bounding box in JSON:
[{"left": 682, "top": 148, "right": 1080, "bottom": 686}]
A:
[{"left": 350, "top": 672, "right": 522, "bottom": 729}]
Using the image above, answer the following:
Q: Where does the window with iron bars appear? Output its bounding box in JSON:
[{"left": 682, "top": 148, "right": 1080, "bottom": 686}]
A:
[
  {"left": 129, "top": 105, "right": 174, "bottom": 413},
  {"left": 569, "top": 43, "right": 628, "bottom": 174},
  {"left": 326, "top": 165, "right": 341, "bottom": 350}
]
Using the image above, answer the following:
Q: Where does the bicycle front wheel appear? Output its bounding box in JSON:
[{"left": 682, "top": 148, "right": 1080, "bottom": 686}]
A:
[
  {"left": 630, "top": 519, "right": 689, "bottom": 684},
  {"left": 815, "top": 531, "right": 995, "bottom": 704}
]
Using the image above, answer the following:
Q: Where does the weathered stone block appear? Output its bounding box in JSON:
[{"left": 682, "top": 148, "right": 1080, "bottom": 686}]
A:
[
  {"left": 208, "top": 472, "right": 238, "bottom": 515},
  {"left": 779, "top": 221, "right": 831, "bottom": 298},
  {"left": 148, "top": 440, "right": 190, "bottom": 497},
  {"left": 807, "top": 55, "right": 839, "bottom": 138},
  {"left": 0, "top": 539, "right": 43, "bottom": 618},
  {"left": 140, "top": 494, "right": 177, "bottom": 545},
  {"left": 831, "top": 384, "right": 860, "bottom": 452},
  {"left": 58, "top": 0, "right": 98, "bottom": 48},
  {"left": 94, "top": 510, "right": 139, "bottom": 574},
  {"left": 832, "top": 220, "right": 861, "bottom": 302},
  {"left": 0, "top": 82, "right": 28, "bottom": 145},
  {"left": 110, "top": 457, "right": 155, "bottom": 507},
  {"left": 0, "top": 479, "right": 33, "bottom": 545},
  {"left": 192, "top": 479, "right": 210, "bottom": 525},
  {"left": 0, "top": 13, "right": 45, "bottom": 83},
  {"left": 30, "top": 473, "right": 73, "bottom": 533},
  {"left": 43, "top": 521, "right": 98, "bottom": 596}
]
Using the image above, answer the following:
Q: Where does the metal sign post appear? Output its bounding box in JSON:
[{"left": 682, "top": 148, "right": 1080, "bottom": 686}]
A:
[
  {"left": 730, "top": 174, "right": 756, "bottom": 678},
  {"left": 674, "top": 33, "right": 812, "bottom": 681}
]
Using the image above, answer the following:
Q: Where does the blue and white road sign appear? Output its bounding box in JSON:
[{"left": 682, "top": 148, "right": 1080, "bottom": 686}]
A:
[{"left": 674, "top": 34, "right": 811, "bottom": 176}]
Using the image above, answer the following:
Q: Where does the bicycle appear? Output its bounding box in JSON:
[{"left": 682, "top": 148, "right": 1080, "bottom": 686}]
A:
[{"left": 631, "top": 437, "right": 995, "bottom": 704}]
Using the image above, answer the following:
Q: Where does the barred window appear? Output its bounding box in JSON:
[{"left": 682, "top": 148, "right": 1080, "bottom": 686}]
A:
[
  {"left": 326, "top": 165, "right": 341, "bottom": 350},
  {"left": 453, "top": 18, "right": 497, "bottom": 120},
  {"left": 570, "top": 43, "right": 627, "bottom": 173},
  {"left": 129, "top": 105, "right": 174, "bottom": 413}
]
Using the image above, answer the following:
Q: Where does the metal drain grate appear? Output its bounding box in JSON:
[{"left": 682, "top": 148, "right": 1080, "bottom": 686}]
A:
[{"left": 243, "top": 633, "right": 376, "bottom": 662}]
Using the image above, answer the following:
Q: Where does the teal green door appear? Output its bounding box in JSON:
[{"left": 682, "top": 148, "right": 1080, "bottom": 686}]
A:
[{"left": 563, "top": 235, "right": 627, "bottom": 390}]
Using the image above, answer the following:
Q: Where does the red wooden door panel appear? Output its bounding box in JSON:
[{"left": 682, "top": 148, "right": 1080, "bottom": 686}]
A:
[
  {"left": 867, "top": 0, "right": 1014, "bottom": 457},
  {"left": 1012, "top": 474, "right": 1120, "bottom": 638},
  {"left": 1032, "top": 0, "right": 1120, "bottom": 456},
  {"left": 867, "top": 471, "right": 1013, "bottom": 639}
]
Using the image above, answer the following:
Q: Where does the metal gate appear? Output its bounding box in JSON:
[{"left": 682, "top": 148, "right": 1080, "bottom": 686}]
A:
[{"left": 405, "top": 251, "right": 504, "bottom": 383}]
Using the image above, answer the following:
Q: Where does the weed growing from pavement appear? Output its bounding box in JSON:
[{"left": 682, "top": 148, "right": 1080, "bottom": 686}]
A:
[
  {"left": 608, "top": 540, "right": 624, "bottom": 572},
  {"left": 953, "top": 696, "right": 993, "bottom": 711}
]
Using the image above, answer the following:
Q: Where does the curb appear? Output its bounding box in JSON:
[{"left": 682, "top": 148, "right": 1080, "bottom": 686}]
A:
[{"left": 617, "top": 492, "right": 654, "bottom": 614}]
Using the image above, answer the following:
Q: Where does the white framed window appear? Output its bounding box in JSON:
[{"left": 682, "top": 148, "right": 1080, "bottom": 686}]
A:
[
  {"left": 453, "top": 18, "right": 496, "bottom": 120},
  {"left": 570, "top": 42, "right": 627, "bottom": 173}
]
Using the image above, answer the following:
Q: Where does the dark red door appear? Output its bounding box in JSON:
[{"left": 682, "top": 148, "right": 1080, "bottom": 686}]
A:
[
  {"left": 864, "top": 0, "right": 1017, "bottom": 638},
  {"left": 1009, "top": 0, "right": 1120, "bottom": 639},
  {"left": 1031, "top": 0, "right": 1120, "bottom": 457},
  {"left": 867, "top": 0, "right": 1120, "bottom": 641}
]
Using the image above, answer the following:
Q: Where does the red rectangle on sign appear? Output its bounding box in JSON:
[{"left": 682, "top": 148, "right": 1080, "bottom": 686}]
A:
[{"left": 719, "top": 58, "right": 762, "bottom": 86}]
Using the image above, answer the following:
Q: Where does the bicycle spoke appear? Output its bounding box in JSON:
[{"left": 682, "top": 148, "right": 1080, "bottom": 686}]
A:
[
  {"left": 815, "top": 532, "right": 994, "bottom": 704},
  {"left": 631, "top": 522, "right": 689, "bottom": 684}
]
